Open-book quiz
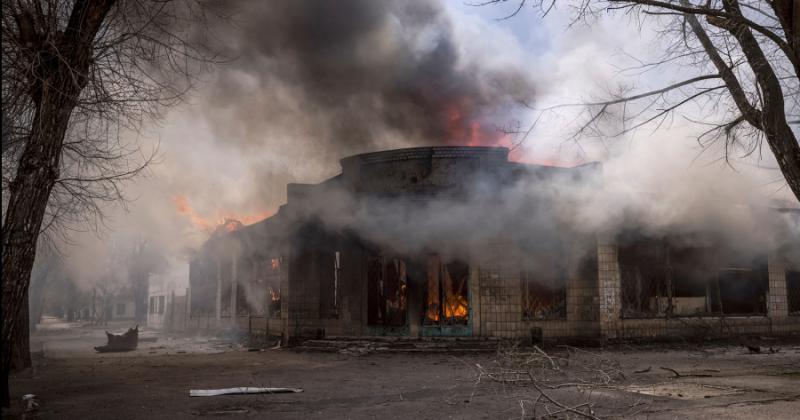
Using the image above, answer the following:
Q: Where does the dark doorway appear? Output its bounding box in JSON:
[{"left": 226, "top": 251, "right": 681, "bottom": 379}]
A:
[{"left": 367, "top": 256, "right": 408, "bottom": 330}]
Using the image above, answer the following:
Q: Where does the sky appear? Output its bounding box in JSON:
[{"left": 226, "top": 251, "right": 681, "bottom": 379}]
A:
[{"left": 56, "top": 0, "right": 797, "bottom": 290}]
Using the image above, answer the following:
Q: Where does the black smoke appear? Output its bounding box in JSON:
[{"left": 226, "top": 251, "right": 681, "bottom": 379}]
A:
[{"left": 200, "top": 0, "right": 535, "bottom": 155}]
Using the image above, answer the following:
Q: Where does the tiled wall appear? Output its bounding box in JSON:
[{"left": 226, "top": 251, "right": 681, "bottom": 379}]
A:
[
  {"left": 620, "top": 316, "right": 775, "bottom": 338},
  {"left": 597, "top": 239, "right": 622, "bottom": 339},
  {"left": 285, "top": 251, "right": 323, "bottom": 340},
  {"left": 768, "top": 255, "right": 788, "bottom": 318},
  {"left": 478, "top": 251, "right": 523, "bottom": 339},
  {"left": 476, "top": 241, "right": 602, "bottom": 339}
]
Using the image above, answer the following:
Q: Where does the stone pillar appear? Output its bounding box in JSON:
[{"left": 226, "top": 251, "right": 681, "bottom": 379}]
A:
[
  {"left": 767, "top": 255, "right": 788, "bottom": 319},
  {"left": 597, "top": 237, "right": 622, "bottom": 340}
]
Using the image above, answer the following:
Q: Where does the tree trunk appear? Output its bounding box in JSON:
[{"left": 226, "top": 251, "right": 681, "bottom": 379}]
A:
[
  {"left": 719, "top": 0, "right": 800, "bottom": 202},
  {"left": 11, "top": 290, "right": 32, "bottom": 371},
  {"left": 2, "top": 1, "right": 115, "bottom": 405},
  {"left": 766, "top": 124, "right": 800, "bottom": 203},
  {"left": 1, "top": 76, "right": 77, "bottom": 407}
]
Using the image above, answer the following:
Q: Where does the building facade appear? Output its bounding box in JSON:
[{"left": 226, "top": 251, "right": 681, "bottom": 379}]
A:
[{"left": 188, "top": 146, "right": 800, "bottom": 342}]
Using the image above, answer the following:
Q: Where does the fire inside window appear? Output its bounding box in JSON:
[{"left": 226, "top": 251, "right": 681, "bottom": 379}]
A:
[
  {"left": 425, "top": 256, "right": 469, "bottom": 325},
  {"left": 268, "top": 287, "right": 281, "bottom": 317}
]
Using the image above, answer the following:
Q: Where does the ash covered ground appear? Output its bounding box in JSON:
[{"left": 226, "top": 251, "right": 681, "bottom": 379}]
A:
[{"left": 6, "top": 318, "right": 800, "bottom": 419}]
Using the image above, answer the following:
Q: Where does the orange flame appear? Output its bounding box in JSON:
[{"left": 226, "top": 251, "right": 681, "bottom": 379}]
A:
[
  {"left": 443, "top": 102, "right": 513, "bottom": 150},
  {"left": 442, "top": 101, "right": 577, "bottom": 167},
  {"left": 172, "top": 195, "right": 272, "bottom": 233},
  {"left": 269, "top": 287, "right": 281, "bottom": 302},
  {"left": 444, "top": 294, "right": 469, "bottom": 319}
]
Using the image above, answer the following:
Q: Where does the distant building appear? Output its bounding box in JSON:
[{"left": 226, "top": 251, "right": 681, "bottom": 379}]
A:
[
  {"left": 147, "top": 264, "right": 189, "bottom": 330},
  {"left": 110, "top": 288, "right": 136, "bottom": 321}
]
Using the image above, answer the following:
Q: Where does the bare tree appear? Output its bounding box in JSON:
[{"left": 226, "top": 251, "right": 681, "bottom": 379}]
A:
[
  {"left": 484, "top": 0, "right": 800, "bottom": 202},
  {"left": 1, "top": 0, "right": 220, "bottom": 405}
]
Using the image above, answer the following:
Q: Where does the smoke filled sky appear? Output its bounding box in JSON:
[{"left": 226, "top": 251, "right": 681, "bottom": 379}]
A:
[{"left": 58, "top": 0, "right": 796, "bottom": 287}]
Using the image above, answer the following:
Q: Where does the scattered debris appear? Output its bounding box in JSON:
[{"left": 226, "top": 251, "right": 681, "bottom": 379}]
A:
[
  {"left": 626, "top": 383, "right": 743, "bottom": 399},
  {"left": 659, "top": 366, "right": 682, "bottom": 378},
  {"left": 471, "top": 343, "right": 623, "bottom": 418},
  {"left": 746, "top": 345, "right": 761, "bottom": 354},
  {"left": 659, "top": 366, "right": 714, "bottom": 378},
  {"left": 94, "top": 326, "right": 139, "bottom": 353},
  {"left": 189, "top": 387, "right": 303, "bottom": 397},
  {"left": 22, "top": 394, "right": 39, "bottom": 412}
]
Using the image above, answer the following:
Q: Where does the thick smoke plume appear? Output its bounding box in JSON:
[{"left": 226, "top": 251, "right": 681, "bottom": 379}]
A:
[
  {"left": 200, "top": 0, "right": 533, "bottom": 154},
  {"left": 35, "top": 1, "right": 799, "bottom": 301}
]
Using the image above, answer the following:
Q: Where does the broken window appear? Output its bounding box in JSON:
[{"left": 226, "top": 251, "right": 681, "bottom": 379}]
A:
[
  {"left": 787, "top": 270, "right": 800, "bottom": 316},
  {"left": 715, "top": 267, "right": 767, "bottom": 315},
  {"left": 619, "top": 239, "right": 670, "bottom": 318},
  {"left": 521, "top": 267, "right": 566, "bottom": 321},
  {"left": 189, "top": 259, "right": 216, "bottom": 316},
  {"left": 367, "top": 256, "right": 408, "bottom": 327},
  {"left": 320, "top": 251, "right": 339, "bottom": 319},
  {"left": 425, "top": 255, "right": 469, "bottom": 326},
  {"left": 267, "top": 257, "right": 282, "bottom": 319},
  {"left": 158, "top": 296, "right": 165, "bottom": 315},
  {"left": 149, "top": 297, "right": 156, "bottom": 315},
  {"left": 620, "top": 235, "right": 769, "bottom": 317}
]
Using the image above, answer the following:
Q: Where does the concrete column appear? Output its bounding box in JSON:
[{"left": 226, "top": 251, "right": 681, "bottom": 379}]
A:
[
  {"left": 185, "top": 286, "right": 191, "bottom": 330},
  {"left": 215, "top": 258, "right": 222, "bottom": 327},
  {"left": 597, "top": 238, "right": 622, "bottom": 340},
  {"left": 230, "top": 257, "right": 238, "bottom": 329},
  {"left": 767, "top": 255, "right": 788, "bottom": 319},
  {"left": 470, "top": 261, "right": 481, "bottom": 337}
]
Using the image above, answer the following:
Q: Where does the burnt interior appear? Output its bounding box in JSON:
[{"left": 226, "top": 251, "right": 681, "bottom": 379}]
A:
[
  {"left": 521, "top": 264, "right": 567, "bottom": 320},
  {"left": 618, "top": 233, "right": 769, "bottom": 318},
  {"left": 788, "top": 270, "right": 800, "bottom": 316},
  {"left": 367, "top": 256, "right": 408, "bottom": 327},
  {"left": 267, "top": 257, "right": 282, "bottom": 318}
]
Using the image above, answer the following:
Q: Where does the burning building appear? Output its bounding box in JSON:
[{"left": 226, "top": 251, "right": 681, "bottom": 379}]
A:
[{"left": 187, "top": 146, "right": 800, "bottom": 342}]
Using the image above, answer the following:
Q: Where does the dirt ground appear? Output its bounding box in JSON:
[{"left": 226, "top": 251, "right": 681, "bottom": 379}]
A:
[{"left": 5, "top": 321, "right": 800, "bottom": 419}]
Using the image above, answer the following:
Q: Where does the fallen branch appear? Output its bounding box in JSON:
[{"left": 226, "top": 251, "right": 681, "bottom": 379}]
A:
[
  {"left": 533, "top": 345, "right": 559, "bottom": 371},
  {"left": 530, "top": 381, "right": 600, "bottom": 420},
  {"left": 659, "top": 367, "right": 681, "bottom": 378}
]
